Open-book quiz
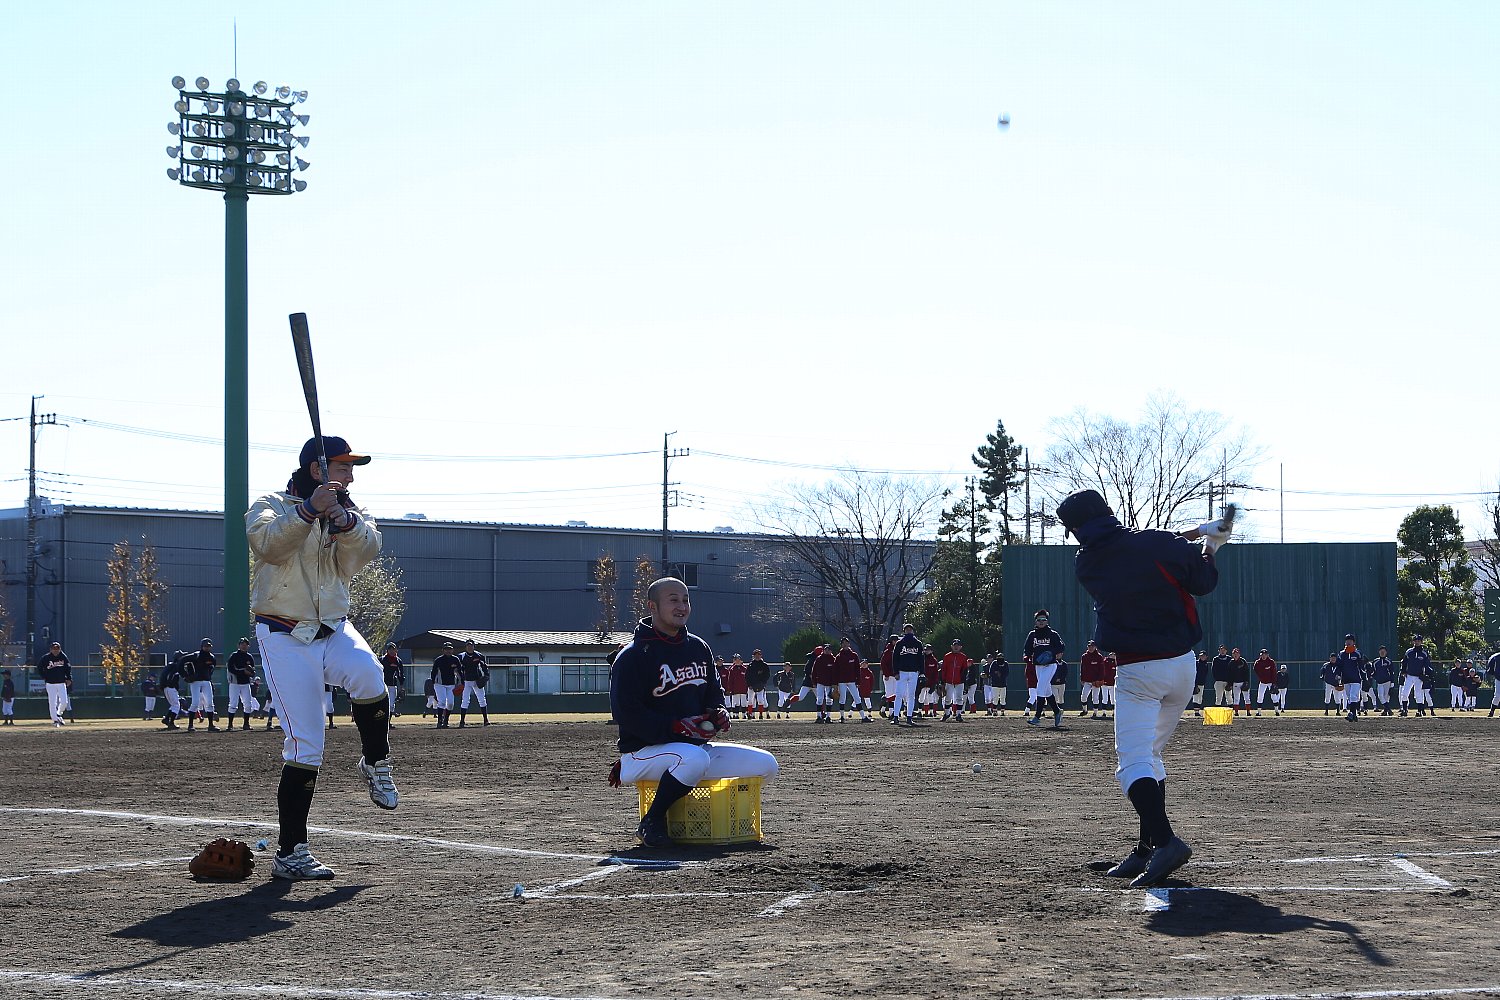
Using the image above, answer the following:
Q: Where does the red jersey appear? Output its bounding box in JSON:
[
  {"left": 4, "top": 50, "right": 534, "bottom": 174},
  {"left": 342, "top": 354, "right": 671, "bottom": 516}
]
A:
[
  {"left": 834, "top": 648, "right": 861, "bottom": 684},
  {"left": 1102, "top": 656, "right": 1118, "bottom": 685},
  {"left": 1253, "top": 655, "right": 1277, "bottom": 684},
  {"left": 879, "top": 642, "right": 896, "bottom": 678},
  {"left": 812, "top": 649, "right": 838, "bottom": 685},
  {"left": 1025, "top": 661, "right": 1038, "bottom": 688},
  {"left": 940, "top": 651, "right": 969, "bottom": 685},
  {"left": 1080, "top": 649, "right": 1106, "bottom": 684},
  {"left": 728, "top": 662, "right": 747, "bottom": 695},
  {"left": 924, "top": 653, "right": 941, "bottom": 684},
  {"left": 857, "top": 664, "right": 875, "bottom": 698}
]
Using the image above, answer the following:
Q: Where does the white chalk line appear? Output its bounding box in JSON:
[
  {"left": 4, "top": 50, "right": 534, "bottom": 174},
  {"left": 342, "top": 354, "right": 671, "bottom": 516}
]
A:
[
  {"left": 0, "top": 806, "right": 678, "bottom": 869},
  {"left": 1074, "top": 987, "right": 1500, "bottom": 1000},
  {"left": 1388, "top": 858, "right": 1455, "bottom": 888},
  {"left": 757, "top": 888, "right": 870, "bottom": 918},
  {"left": 0, "top": 856, "right": 194, "bottom": 885},
  {"left": 0, "top": 969, "right": 624, "bottom": 1000},
  {"left": 1082, "top": 885, "right": 1451, "bottom": 896},
  {"left": 1192, "top": 846, "right": 1500, "bottom": 868},
  {"left": 523, "top": 864, "right": 631, "bottom": 898}
]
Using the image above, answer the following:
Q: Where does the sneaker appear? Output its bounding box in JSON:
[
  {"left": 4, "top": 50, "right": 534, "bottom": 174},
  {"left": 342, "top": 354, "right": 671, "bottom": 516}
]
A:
[
  {"left": 1079, "top": 709, "right": 1089, "bottom": 717},
  {"left": 358, "top": 756, "right": 399, "bottom": 810},
  {"left": 1106, "top": 849, "right": 1151, "bottom": 879},
  {"left": 271, "top": 843, "right": 335, "bottom": 880},
  {"left": 1026, "top": 716, "right": 1040, "bottom": 727},
  {"left": 1130, "top": 837, "right": 1193, "bottom": 889},
  {"left": 637, "top": 814, "right": 671, "bottom": 847}
]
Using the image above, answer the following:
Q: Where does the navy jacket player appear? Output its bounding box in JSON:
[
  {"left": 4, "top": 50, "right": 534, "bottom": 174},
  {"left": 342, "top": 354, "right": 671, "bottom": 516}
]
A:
[{"left": 610, "top": 577, "right": 778, "bottom": 847}]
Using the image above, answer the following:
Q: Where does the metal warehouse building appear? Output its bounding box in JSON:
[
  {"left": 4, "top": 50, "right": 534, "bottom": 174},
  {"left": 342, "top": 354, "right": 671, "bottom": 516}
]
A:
[{"left": 0, "top": 504, "right": 821, "bottom": 669}]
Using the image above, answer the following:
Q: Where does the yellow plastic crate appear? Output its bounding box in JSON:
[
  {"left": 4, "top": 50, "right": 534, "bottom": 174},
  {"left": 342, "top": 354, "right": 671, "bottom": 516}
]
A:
[
  {"left": 635, "top": 777, "right": 763, "bottom": 845},
  {"left": 1203, "top": 706, "right": 1234, "bottom": 726}
]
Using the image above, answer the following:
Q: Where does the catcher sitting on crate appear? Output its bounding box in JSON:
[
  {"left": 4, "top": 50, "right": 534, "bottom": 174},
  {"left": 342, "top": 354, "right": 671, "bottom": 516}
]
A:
[{"left": 608, "top": 577, "right": 778, "bottom": 847}]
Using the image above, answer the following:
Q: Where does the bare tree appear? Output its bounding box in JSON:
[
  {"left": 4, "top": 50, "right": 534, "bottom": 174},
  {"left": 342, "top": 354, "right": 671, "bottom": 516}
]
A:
[
  {"left": 101, "top": 541, "right": 140, "bottom": 684},
  {"left": 744, "top": 469, "right": 944, "bottom": 656},
  {"left": 135, "top": 539, "right": 170, "bottom": 671},
  {"left": 593, "top": 553, "right": 619, "bottom": 638},
  {"left": 348, "top": 555, "right": 407, "bottom": 652},
  {"left": 1043, "top": 392, "right": 1261, "bottom": 530},
  {"left": 0, "top": 575, "right": 12, "bottom": 649},
  {"left": 1473, "top": 488, "right": 1500, "bottom": 592},
  {"left": 631, "top": 555, "right": 656, "bottom": 621}
]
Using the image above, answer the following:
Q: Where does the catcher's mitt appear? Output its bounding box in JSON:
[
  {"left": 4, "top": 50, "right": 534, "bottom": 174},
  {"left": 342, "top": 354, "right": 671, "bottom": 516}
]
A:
[{"left": 189, "top": 837, "right": 255, "bottom": 881}]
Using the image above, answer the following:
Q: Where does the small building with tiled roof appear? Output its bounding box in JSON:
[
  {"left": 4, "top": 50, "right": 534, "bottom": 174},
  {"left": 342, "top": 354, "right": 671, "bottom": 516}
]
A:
[{"left": 393, "top": 628, "right": 633, "bottom": 700}]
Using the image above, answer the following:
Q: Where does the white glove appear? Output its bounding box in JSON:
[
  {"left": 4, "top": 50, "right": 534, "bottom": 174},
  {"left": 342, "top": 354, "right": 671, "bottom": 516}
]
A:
[{"left": 1197, "top": 518, "right": 1231, "bottom": 554}]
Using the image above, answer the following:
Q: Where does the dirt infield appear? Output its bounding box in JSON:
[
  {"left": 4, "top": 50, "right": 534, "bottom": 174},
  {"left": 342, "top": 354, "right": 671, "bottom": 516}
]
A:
[{"left": 1, "top": 710, "right": 1498, "bottom": 1000}]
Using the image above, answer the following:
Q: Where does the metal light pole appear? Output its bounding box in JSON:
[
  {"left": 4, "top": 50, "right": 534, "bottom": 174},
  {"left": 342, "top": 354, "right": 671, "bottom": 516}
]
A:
[{"left": 166, "top": 75, "right": 310, "bottom": 648}]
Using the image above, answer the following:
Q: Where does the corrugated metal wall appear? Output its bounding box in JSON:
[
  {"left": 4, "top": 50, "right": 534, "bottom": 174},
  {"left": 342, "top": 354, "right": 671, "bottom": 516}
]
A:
[{"left": 1000, "top": 542, "right": 1397, "bottom": 665}]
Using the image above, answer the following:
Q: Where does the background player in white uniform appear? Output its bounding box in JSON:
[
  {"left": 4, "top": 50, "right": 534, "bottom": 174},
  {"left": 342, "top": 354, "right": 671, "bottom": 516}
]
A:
[
  {"left": 226, "top": 637, "right": 256, "bottom": 730},
  {"left": 459, "top": 640, "right": 491, "bottom": 727},
  {"left": 247, "top": 434, "right": 399, "bottom": 880}
]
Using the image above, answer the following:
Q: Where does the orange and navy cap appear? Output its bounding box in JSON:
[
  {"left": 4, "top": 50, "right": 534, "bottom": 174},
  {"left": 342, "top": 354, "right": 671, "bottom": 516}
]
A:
[{"left": 300, "top": 435, "right": 371, "bottom": 469}]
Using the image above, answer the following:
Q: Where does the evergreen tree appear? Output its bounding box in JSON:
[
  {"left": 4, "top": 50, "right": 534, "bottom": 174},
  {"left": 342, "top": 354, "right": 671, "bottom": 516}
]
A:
[
  {"left": 1396, "top": 505, "right": 1482, "bottom": 658},
  {"left": 972, "top": 419, "right": 1024, "bottom": 544}
]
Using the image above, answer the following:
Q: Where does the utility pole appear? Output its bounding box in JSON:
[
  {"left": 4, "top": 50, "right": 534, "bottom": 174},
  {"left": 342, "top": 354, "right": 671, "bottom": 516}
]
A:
[
  {"left": 661, "top": 432, "right": 689, "bottom": 570},
  {"left": 966, "top": 476, "right": 979, "bottom": 608},
  {"left": 27, "top": 396, "right": 57, "bottom": 658},
  {"left": 1023, "top": 448, "right": 1032, "bottom": 544}
]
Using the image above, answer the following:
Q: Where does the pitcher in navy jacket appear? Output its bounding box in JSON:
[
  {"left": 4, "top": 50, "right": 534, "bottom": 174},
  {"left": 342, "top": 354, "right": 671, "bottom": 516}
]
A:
[
  {"left": 610, "top": 578, "right": 778, "bottom": 847},
  {"left": 1057, "top": 489, "right": 1228, "bottom": 889}
]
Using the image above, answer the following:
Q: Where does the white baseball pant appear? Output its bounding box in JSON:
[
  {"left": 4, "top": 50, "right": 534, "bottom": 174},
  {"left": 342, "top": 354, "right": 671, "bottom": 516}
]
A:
[
  {"left": 944, "top": 682, "right": 964, "bottom": 711},
  {"left": 1257, "top": 682, "right": 1275, "bottom": 706},
  {"left": 619, "top": 741, "right": 779, "bottom": 787},
  {"left": 165, "top": 688, "right": 183, "bottom": 717},
  {"left": 1114, "top": 652, "right": 1195, "bottom": 792},
  {"left": 258, "top": 621, "right": 385, "bottom": 768},
  {"left": 143, "top": 696, "right": 157, "bottom": 713},
  {"left": 433, "top": 683, "right": 455, "bottom": 710},
  {"left": 1344, "top": 681, "right": 1363, "bottom": 708},
  {"left": 461, "top": 683, "right": 488, "bottom": 709},
  {"left": 894, "top": 671, "right": 918, "bottom": 719},
  {"left": 45, "top": 683, "right": 68, "bottom": 723},
  {"left": 815, "top": 683, "right": 833, "bottom": 709},
  {"left": 228, "top": 683, "right": 253, "bottom": 714},
  {"left": 838, "top": 681, "right": 860, "bottom": 708},
  {"left": 189, "top": 680, "right": 214, "bottom": 714}
]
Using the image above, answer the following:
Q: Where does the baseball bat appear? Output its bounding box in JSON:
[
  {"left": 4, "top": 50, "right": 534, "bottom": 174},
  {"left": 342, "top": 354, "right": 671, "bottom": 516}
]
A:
[{"left": 288, "top": 312, "right": 330, "bottom": 489}]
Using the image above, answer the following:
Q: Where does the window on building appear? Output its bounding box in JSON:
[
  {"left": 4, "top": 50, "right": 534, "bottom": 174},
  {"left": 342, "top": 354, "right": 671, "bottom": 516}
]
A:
[
  {"left": 561, "top": 658, "right": 610, "bottom": 693},
  {"left": 665, "top": 562, "right": 698, "bottom": 587}
]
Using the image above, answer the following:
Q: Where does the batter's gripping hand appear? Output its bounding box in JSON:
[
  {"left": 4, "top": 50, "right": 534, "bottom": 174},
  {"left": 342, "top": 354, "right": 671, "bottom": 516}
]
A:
[
  {"left": 188, "top": 837, "right": 255, "bottom": 881},
  {"left": 672, "top": 715, "right": 717, "bottom": 741},
  {"left": 1196, "top": 519, "right": 1233, "bottom": 554}
]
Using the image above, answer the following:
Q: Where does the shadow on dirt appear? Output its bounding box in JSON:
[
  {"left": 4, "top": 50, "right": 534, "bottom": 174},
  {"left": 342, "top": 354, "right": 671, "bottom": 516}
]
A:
[
  {"left": 1147, "top": 888, "right": 1390, "bottom": 965},
  {"left": 93, "top": 881, "right": 370, "bottom": 975}
]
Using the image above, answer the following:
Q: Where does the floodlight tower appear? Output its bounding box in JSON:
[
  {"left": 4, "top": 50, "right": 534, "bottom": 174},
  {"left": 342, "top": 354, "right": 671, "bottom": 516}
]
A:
[{"left": 165, "top": 75, "right": 310, "bottom": 646}]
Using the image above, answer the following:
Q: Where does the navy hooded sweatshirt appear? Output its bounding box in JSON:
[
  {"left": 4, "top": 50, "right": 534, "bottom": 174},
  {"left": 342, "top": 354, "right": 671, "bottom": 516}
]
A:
[
  {"left": 610, "top": 616, "right": 726, "bottom": 754},
  {"left": 1069, "top": 513, "right": 1219, "bottom": 663}
]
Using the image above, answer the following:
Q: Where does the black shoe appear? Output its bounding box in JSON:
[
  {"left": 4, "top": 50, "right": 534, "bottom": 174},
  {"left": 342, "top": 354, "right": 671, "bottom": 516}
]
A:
[
  {"left": 1106, "top": 849, "right": 1151, "bottom": 879},
  {"left": 637, "top": 814, "right": 672, "bottom": 847},
  {"left": 1130, "top": 837, "right": 1193, "bottom": 889}
]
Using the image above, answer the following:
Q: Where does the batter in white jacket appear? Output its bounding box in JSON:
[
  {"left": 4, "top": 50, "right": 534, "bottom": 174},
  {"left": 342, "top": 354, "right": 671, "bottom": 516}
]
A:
[{"left": 247, "top": 434, "right": 399, "bottom": 880}]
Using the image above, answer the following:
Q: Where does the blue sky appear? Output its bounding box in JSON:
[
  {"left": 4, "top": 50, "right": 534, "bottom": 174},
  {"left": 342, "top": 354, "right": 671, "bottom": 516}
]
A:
[{"left": 2, "top": 2, "right": 1496, "bottom": 544}]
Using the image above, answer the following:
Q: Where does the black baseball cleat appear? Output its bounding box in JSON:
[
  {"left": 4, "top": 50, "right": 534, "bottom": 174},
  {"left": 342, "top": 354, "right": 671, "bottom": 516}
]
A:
[
  {"left": 1106, "top": 849, "right": 1151, "bottom": 880},
  {"left": 636, "top": 814, "right": 672, "bottom": 848},
  {"left": 1130, "top": 837, "right": 1193, "bottom": 889}
]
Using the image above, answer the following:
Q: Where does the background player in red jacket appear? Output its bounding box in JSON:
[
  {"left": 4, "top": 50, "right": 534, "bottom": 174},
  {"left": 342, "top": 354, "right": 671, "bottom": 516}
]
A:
[
  {"left": 922, "top": 645, "right": 941, "bottom": 717},
  {"left": 1100, "top": 652, "right": 1118, "bottom": 717},
  {"left": 857, "top": 660, "right": 876, "bottom": 722},
  {"left": 1079, "top": 640, "right": 1106, "bottom": 718},
  {"left": 940, "top": 640, "right": 970, "bottom": 722},
  {"left": 812, "top": 644, "right": 838, "bottom": 724},
  {"left": 1253, "top": 649, "right": 1279, "bottom": 716},
  {"left": 879, "top": 636, "right": 898, "bottom": 716},
  {"left": 727, "top": 654, "right": 748, "bottom": 719},
  {"left": 833, "top": 638, "right": 865, "bottom": 722}
]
